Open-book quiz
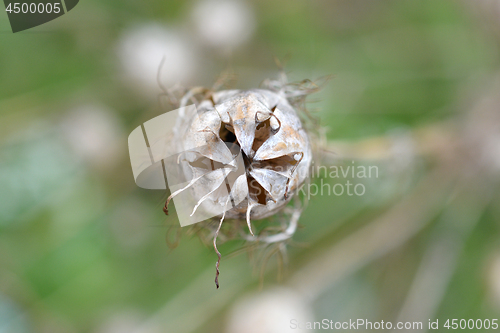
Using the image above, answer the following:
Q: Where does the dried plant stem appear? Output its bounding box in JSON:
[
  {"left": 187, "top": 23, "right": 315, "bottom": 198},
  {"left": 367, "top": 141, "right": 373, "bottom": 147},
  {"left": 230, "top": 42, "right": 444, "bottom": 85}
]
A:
[
  {"left": 323, "top": 122, "right": 456, "bottom": 162},
  {"left": 288, "top": 166, "right": 456, "bottom": 300},
  {"left": 393, "top": 176, "right": 495, "bottom": 331},
  {"left": 214, "top": 198, "right": 230, "bottom": 289}
]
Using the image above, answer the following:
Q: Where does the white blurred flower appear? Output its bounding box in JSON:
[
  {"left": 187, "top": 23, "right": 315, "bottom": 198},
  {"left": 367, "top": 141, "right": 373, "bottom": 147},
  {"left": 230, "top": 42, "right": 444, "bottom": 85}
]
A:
[
  {"left": 60, "top": 104, "right": 124, "bottom": 169},
  {"left": 482, "top": 132, "right": 500, "bottom": 172},
  {"left": 0, "top": 123, "right": 80, "bottom": 224},
  {"left": 225, "top": 288, "right": 314, "bottom": 333},
  {"left": 0, "top": 294, "right": 30, "bottom": 333},
  {"left": 475, "top": 0, "right": 500, "bottom": 24},
  {"left": 192, "top": 0, "right": 256, "bottom": 49},
  {"left": 465, "top": 89, "right": 500, "bottom": 174},
  {"left": 117, "top": 24, "right": 198, "bottom": 93},
  {"left": 488, "top": 253, "right": 500, "bottom": 310}
]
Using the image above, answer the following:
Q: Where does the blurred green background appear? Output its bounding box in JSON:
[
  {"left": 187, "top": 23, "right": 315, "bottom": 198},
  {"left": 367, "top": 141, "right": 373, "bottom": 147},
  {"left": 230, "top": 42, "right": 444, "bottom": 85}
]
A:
[{"left": 1, "top": 0, "right": 500, "bottom": 332}]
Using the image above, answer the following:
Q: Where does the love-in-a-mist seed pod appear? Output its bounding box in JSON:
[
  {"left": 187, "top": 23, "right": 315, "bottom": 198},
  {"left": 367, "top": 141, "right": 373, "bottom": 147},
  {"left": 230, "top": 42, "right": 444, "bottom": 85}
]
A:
[{"left": 162, "top": 74, "right": 322, "bottom": 288}]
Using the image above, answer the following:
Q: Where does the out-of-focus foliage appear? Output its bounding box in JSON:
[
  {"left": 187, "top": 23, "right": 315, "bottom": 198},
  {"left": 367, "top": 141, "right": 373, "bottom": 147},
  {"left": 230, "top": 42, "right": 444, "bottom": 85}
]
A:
[{"left": 1, "top": 0, "right": 500, "bottom": 332}]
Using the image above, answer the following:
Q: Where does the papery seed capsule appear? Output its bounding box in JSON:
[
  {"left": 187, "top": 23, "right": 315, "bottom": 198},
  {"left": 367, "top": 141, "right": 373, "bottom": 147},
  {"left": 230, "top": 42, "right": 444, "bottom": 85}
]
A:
[
  {"left": 161, "top": 76, "right": 322, "bottom": 288},
  {"left": 170, "top": 89, "right": 311, "bottom": 226}
]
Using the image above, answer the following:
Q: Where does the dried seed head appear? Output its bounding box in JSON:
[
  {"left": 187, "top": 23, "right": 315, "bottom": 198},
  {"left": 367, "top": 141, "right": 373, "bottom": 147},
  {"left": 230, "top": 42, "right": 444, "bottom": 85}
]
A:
[
  {"left": 159, "top": 72, "right": 325, "bottom": 288},
  {"left": 171, "top": 89, "right": 312, "bottom": 225}
]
